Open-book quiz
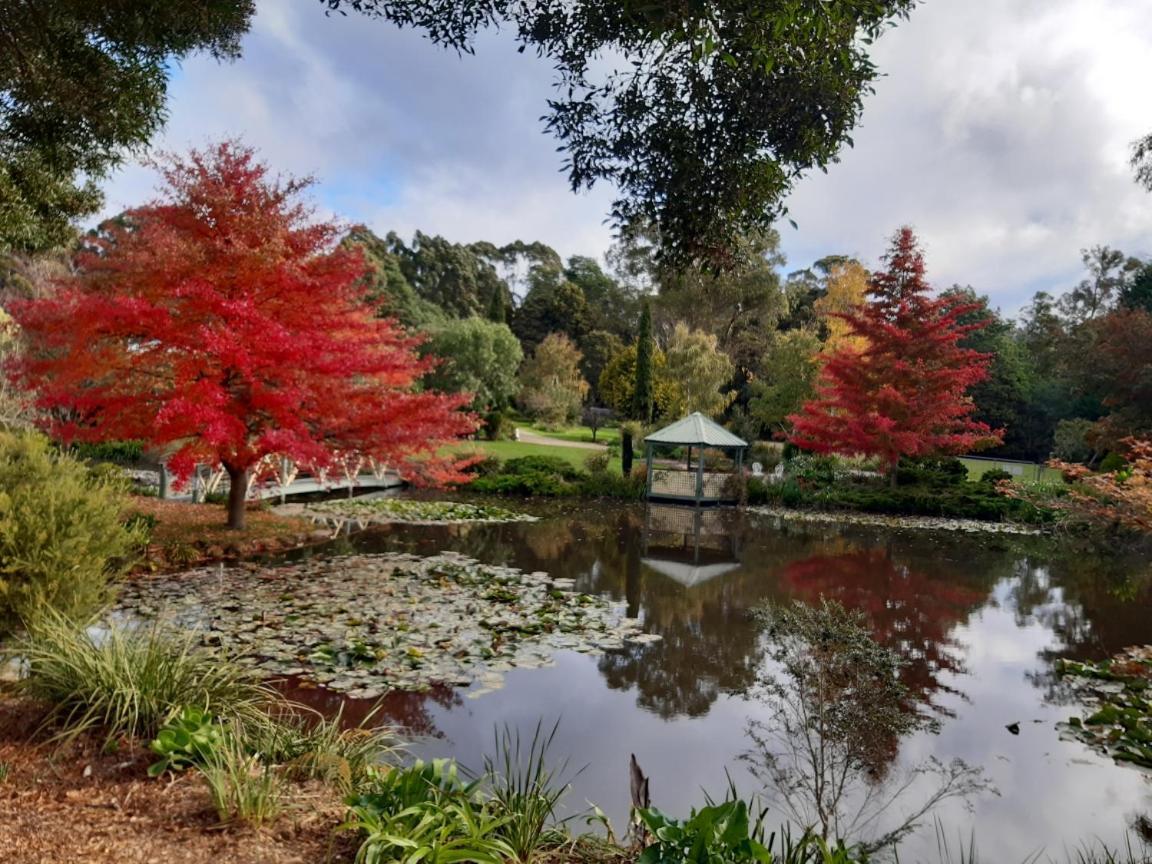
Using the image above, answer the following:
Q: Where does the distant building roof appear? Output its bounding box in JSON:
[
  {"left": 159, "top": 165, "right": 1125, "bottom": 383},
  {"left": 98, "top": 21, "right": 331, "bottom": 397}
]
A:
[{"left": 643, "top": 412, "right": 748, "bottom": 448}]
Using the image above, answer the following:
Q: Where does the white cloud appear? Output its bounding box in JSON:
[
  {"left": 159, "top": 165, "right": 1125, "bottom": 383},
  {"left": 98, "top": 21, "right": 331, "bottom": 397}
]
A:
[{"left": 97, "top": 0, "right": 1152, "bottom": 314}]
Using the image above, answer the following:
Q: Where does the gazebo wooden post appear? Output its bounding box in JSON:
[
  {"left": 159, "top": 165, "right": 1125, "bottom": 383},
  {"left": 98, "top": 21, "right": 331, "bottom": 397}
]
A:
[
  {"left": 645, "top": 442, "right": 654, "bottom": 496},
  {"left": 695, "top": 447, "right": 705, "bottom": 502}
]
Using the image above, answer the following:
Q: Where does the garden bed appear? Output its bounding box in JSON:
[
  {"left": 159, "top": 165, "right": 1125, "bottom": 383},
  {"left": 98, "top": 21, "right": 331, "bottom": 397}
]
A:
[
  {"left": 0, "top": 695, "right": 355, "bottom": 864},
  {"left": 129, "top": 497, "right": 324, "bottom": 571},
  {"left": 117, "top": 553, "right": 652, "bottom": 699}
]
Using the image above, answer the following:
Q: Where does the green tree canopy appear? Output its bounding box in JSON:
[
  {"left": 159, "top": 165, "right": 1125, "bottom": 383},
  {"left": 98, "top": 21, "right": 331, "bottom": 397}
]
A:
[
  {"left": 517, "top": 332, "right": 588, "bottom": 428},
  {"left": 664, "top": 323, "right": 735, "bottom": 419},
  {"left": 343, "top": 226, "right": 444, "bottom": 328},
  {"left": 422, "top": 317, "right": 523, "bottom": 413},
  {"left": 748, "top": 329, "right": 821, "bottom": 439},
  {"left": 1, "top": 1, "right": 255, "bottom": 252},
  {"left": 322, "top": 0, "right": 913, "bottom": 267},
  {"left": 512, "top": 275, "right": 590, "bottom": 353},
  {"left": 598, "top": 343, "right": 677, "bottom": 422},
  {"left": 385, "top": 230, "right": 513, "bottom": 319}
]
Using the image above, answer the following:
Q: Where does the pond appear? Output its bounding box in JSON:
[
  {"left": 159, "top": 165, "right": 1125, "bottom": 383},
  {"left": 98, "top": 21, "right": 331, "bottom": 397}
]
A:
[{"left": 126, "top": 498, "right": 1152, "bottom": 860}]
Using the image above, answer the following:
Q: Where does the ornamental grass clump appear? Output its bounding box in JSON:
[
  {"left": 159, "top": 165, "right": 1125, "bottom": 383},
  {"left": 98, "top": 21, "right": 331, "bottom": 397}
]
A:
[
  {"left": 0, "top": 430, "right": 147, "bottom": 631},
  {"left": 14, "top": 608, "right": 275, "bottom": 742},
  {"left": 482, "top": 720, "right": 580, "bottom": 863}
]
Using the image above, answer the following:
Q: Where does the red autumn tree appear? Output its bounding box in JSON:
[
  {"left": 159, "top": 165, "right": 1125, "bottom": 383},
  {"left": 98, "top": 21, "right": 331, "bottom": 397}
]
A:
[
  {"left": 789, "top": 227, "right": 1000, "bottom": 479},
  {"left": 8, "top": 142, "right": 476, "bottom": 529}
]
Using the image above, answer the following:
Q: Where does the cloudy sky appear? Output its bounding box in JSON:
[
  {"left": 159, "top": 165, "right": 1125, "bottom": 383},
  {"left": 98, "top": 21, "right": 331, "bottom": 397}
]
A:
[{"left": 99, "top": 0, "right": 1152, "bottom": 316}]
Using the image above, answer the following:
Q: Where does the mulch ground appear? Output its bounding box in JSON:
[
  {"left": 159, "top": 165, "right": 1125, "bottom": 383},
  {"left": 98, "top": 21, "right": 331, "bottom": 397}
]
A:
[
  {"left": 0, "top": 697, "right": 357, "bottom": 864},
  {"left": 129, "top": 497, "right": 328, "bottom": 572}
]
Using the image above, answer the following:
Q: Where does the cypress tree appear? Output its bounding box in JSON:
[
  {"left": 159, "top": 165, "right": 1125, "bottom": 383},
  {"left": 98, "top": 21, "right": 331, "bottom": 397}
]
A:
[{"left": 633, "top": 298, "right": 654, "bottom": 422}]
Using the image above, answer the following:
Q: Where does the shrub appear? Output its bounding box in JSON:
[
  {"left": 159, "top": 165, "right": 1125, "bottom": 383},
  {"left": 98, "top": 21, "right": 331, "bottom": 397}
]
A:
[
  {"left": 0, "top": 431, "right": 147, "bottom": 630},
  {"left": 470, "top": 455, "right": 586, "bottom": 497},
  {"left": 69, "top": 439, "right": 145, "bottom": 465},
  {"left": 14, "top": 610, "right": 276, "bottom": 742},
  {"left": 1099, "top": 452, "right": 1127, "bottom": 474},
  {"left": 483, "top": 412, "right": 517, "bottom": 442},
  {"left": 895, "top": 456, "right": 969, "bottom": 487},
  {"left": 500, "top": 455, "right": 584, "bottom": 482},
  {"left": 583, "top": 452, "right": 610, "bottom": 475},
  {"left": 979, "top": 468, "right": 1013, "bottom": 485}
]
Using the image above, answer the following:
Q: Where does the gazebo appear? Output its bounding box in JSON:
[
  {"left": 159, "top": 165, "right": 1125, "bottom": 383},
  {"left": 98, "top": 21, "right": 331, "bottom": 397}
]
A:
[{"left": 643, "top": 412, "right": 748, "bottom": 505}]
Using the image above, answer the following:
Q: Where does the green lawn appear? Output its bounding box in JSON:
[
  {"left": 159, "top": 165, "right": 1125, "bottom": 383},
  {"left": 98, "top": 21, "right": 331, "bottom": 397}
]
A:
[
  {"left": 520, "top": 423, "right": 620, "bottom": 445},
  {"left": 449, "top": 439, "right": 620, "bottom": 472},
  {"left": 958, "top": 457, "right": 1063, "bottom": 484}
]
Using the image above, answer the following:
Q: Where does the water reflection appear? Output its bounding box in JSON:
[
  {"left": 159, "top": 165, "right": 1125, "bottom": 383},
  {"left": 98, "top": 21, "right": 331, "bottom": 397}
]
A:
[
  {"left": 741, "top": 600, "right": 993, "bottom": 854},
  {"left": 330, "top": 498, "right": 1152, "bottom": 857}
]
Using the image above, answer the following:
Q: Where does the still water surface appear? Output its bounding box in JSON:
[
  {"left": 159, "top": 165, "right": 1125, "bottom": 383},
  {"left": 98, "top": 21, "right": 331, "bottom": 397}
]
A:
[{"left": 287, "top": 500, "right": 1152, "bottom": 860}]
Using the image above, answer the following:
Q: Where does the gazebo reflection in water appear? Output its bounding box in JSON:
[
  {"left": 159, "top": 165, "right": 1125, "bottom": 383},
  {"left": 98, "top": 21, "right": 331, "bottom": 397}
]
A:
[{"left": 641, "top": 504, "right": 743, "bottom": 589}]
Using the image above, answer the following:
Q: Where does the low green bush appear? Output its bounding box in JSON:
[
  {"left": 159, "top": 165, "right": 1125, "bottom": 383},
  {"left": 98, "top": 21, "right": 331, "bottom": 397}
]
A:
[
  {"left": 470, "top": 455, "right": 586, "bottom": 497},
  {"left": 750, "top": 476, "right": 1052, "bottom": 523},
  {"left": 344, "top": 759, "right": 514, "bottom": 864},
  {"left": 1099, "top": 452, "right": 1127, "bottom": 473},
  {"left": 895, "top": 456, "right": 969, "bottom": 487},
  {"left": 0, "top": 431, "right": 147, "bottom": 630},
  {"left": 979, "top": 468, "right": 1014, "bottom": 485},
  {"left": 69, "top": 439, "right": 145, "bottom": 465}
]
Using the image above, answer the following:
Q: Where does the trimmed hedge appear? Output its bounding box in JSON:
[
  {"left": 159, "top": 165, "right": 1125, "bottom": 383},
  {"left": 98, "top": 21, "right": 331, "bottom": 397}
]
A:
[{"left": 467, "top": 454, "right": 645, "bottom": 499}]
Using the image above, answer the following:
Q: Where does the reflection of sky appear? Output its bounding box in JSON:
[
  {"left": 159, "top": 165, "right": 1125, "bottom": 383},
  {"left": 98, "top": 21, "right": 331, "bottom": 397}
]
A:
[{"left": 390, "top": 541, "right": 1150, "bottom": 858}]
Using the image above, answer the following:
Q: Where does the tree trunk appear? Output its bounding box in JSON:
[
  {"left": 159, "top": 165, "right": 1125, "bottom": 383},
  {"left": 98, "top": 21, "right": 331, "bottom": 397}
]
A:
[{"left": 226, "top": 464, "right": 249, "bottom": 531}]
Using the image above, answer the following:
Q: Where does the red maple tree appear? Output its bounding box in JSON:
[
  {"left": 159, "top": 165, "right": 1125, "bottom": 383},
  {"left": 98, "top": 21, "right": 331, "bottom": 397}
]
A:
[
  {"left": 789, "top": 227, "right": 1000, "bottom": 478},
  {"left": 9, "top": 143, "right": 476, "bottom": 529}
]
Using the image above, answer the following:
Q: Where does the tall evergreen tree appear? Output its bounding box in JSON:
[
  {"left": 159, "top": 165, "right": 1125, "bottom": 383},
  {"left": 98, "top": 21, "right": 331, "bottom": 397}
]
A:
[{"left": 634, "top": 299, "right": 654, "bottom": 423}]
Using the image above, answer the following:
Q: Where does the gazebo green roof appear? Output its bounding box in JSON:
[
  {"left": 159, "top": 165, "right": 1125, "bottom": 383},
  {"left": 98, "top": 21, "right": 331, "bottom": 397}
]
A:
[{"left": 643, "top": 412, "right": 747, "bottom": 448}]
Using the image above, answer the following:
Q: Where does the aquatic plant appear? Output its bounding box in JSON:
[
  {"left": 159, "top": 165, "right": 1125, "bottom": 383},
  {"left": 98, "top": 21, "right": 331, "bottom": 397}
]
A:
[
  {"left": 14, "top": 609, "right": 276, "bottom": 742},
  {"left": 308, "top": 497, "right": 535, "bottom": 525},
  {"left": 482, "top": 719, "right": 580, "bottom": 863},
  {"left": 1058, "top": 646, "right": 1152, "bottom": 770}
]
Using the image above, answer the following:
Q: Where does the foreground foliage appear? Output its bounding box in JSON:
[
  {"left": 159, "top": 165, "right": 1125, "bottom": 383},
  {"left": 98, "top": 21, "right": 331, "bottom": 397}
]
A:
[
  {"left": 1044, "top": 439, "right": 1152, "bottom": 535},
  {"left": 326, "top": 0, "right": 913, "bottom": 268},
  {"left": 14, "top": 609, "right": 275, "bottom": 742},
  {"left": 0, "top": 431, "right": 146, "bottom": 630}
]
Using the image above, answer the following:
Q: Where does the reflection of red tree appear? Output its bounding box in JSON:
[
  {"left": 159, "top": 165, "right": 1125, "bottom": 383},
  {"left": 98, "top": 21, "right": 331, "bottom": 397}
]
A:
[
  {"left": 273, "top": 677, "right": 461, "bottom": 737},
  {"left": 782, "top": 550, "right": 986, "bottom": 715}
]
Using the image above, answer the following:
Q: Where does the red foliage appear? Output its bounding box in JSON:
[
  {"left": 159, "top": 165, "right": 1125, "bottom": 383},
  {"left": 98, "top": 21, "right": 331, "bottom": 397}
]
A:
[
  {"left": 9, "top": 143, "right": 476, "bottom": 523},
  {"left": 789, "top": 227, "right": 1001, "bottom": 474},
  {"left": 781, "top": 549, "right": 986, "bottom": 715}
]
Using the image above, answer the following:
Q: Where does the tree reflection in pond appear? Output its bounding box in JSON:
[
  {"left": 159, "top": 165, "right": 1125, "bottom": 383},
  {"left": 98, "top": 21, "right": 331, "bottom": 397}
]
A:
[
  {"left": 741, "top": 600, "right": 993, "bottom": 855},
  {"left": 780, "top": 547, "right": 990, "bottom": 717}
]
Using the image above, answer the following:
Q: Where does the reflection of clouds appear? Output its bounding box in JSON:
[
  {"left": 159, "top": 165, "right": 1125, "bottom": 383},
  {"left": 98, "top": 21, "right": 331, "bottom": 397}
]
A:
[{"left": 324, "top": 503, "right": 1152, "bottom": 856}]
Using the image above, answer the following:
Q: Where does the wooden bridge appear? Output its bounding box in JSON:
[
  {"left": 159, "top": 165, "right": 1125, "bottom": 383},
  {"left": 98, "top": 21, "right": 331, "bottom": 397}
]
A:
[{"left": 158, "top": 454, "right": 404, "bottom": 502}]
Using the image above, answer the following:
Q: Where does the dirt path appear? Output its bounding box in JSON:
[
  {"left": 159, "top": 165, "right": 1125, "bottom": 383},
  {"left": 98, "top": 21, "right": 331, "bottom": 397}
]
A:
[{"left": 515, "top": 428, "right": 608, "bottom": 450}]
